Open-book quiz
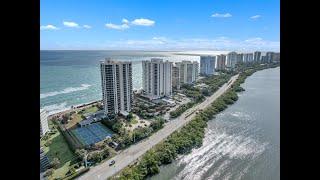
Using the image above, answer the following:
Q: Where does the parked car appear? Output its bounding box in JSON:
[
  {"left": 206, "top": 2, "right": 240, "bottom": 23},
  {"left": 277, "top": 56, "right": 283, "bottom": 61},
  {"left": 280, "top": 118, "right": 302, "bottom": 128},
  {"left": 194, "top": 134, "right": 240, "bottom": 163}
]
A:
[{"left": 109, "top": 160, "right": 115, "bottom": 166}]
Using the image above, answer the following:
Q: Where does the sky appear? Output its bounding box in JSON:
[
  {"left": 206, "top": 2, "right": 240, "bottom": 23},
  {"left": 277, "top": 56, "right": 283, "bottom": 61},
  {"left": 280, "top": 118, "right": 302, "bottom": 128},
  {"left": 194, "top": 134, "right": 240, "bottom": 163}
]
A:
[{"left": 40, "top": 0, "right": 280, "bottom": 51}]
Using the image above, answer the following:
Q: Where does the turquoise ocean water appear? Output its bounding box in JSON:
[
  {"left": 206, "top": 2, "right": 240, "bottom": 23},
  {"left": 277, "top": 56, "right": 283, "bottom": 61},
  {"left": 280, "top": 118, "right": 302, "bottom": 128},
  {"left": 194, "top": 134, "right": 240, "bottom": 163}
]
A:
[{"left": 40, "top": 50, "right": 203, "bottom": 115}]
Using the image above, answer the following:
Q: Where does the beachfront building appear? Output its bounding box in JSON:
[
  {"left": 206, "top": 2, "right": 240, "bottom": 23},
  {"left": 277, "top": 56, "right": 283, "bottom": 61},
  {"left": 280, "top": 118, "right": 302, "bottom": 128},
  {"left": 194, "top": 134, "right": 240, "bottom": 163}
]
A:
[
  {"left": 261, "top": 55, "right": 267, "bottom": 63},
  {"left": 273, "top": 52, "right": 280, "bottom": 62},
  {"left": 227, "top": 52, "right": 237, "bottom": 69},
  {"left": 200, "top": 56, "right": 216, "bottom": 76},
  {"left": 100, "top": 58, "right": 133, "bottom": 116},
  {"left": 172, "top": 65, "right": 180, "bottom": 90},
  {"left": 216, "top": 55, "right": 227, "bottom": 70},
  {"left": 266, "top": 52, "right": 274, "bottom": 63},
  {"left": 236, "top": 53, "right": 244, "bottom": 64},
  {"left": 142, "top": 58, "right": 173, "bottom": 99},
  {"left": 176, "top": 61, "right": 199, "bottom": 84},
  {"left": 254, "top": 51, "right": 262, "bottom": 62},
  {"left": 40, "top": 109, "right": 49, "bottom": 137},
  {"left": 243, "top": 53, "right": 254, "bottom": 63}
]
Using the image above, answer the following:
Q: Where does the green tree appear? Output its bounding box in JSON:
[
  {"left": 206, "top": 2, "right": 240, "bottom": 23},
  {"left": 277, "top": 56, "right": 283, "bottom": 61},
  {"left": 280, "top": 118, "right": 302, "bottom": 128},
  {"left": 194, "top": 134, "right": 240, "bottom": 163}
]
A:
[
  {"left": 44, "top": 168, "right": 54, "bottom": 177},
  {"left": 75, "top": 149, "right": 87, "bottom": 161},
  {"left": 102, "top": 147, "right": 110, "bottom": 158},
  {"left": 112, "top": 122, "right": 124, "bottom": 134},
  {"left": 127, "top": 112, "right": 133, "bottom": 120},
  {"left": 50, "top": 158, "right": 60, "bottom": 169},
  {"left": 88, "top": 151, "right": 102, "bottom": 163},
  {"left": 150, "top": 117, "right": 165, "bottom": 131}
]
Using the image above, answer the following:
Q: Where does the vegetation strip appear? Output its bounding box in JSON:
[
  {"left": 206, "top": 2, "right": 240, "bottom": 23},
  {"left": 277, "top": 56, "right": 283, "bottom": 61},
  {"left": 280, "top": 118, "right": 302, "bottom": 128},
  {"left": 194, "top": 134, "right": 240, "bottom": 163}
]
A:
[{"left": 110, "top": 64, "right": 279, "bottom": 180}]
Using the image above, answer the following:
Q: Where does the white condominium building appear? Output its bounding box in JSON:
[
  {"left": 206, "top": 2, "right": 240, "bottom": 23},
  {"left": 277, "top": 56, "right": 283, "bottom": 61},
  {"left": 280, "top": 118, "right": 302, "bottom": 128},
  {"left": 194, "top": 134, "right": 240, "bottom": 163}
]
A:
[
  {"left": 200, "top": 56, "right": 216, "bottom": 75},
  {"left": 172, "top": 65, "right": 180, "bottom": 90},
  {"left": 216, "top": 55, "right": 227, "bottom": 70},
  {"left": 273, "top": 52, "right": 280, "bottom": 62},
  {"left": 176, "top": 61, "right": 199, "bottom": 84},
  {"left": 142, "top": 58, "right": 173, "bottom": 99},
  {"left": 266, "top": 52, "right": 280, "bottom": 63},
  {"left": 254, "top": 51, "right": 262, "bottom": 62},
  {"left": 227, "top": 52, "right": 237, "bottom": 68},
  {"left": 40, "top": 109, "right": 49, "bottom": 137},
  {"left": 100, "top": 58, "right": 133, "bottom": 116},
  {"left": 236, "top": 53, "right": 244, "bottom": 63},
  {"left": 243, "top": 53, "right": 254, "bottom": 63},
  {"left": 266, "top": 52, "right": 275, "bottom": 63}
]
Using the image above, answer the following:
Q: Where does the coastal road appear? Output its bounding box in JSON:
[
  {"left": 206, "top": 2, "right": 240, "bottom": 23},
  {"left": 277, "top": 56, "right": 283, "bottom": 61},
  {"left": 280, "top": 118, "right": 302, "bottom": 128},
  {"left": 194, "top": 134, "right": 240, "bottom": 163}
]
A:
[{"left": 77, "top": 74, "right": 239, "bottom": 180}]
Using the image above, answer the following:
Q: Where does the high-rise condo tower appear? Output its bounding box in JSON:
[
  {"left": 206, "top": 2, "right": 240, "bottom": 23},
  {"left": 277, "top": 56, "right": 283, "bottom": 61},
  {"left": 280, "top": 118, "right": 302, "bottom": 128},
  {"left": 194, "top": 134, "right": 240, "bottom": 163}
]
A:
[
  {"left": 142, "top": 58, "right": 173, "bottom": 99},
  {"left": 100, "top": 58, "right": 133, "bottom": 116}
]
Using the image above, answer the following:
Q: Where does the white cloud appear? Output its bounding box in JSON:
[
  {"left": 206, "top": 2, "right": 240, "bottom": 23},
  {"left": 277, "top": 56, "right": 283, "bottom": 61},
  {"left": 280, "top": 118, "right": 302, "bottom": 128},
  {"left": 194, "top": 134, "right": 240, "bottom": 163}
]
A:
[
  {"left": 108, "top": 37, "right": 278, "bottom": 51},
  {"left": 250, "top": 15, "right": 261, "bottom": 19},
  {"left": 245, "top": 37, "right": 263, "bottom": 42},
  {"left": 211, "top": 13, "right": 232, "bottom": 18},
  {"left": 104, "top": 18, "right": 155, "bottom": 30},
  {"left": 105, "top": 23, "right": 130, "bottom": 30},
  {"left": 42, "top": 36, "right": 279, "bottom": 51},
  {"left": 40, "top": 25, "right": 59, "bottom": 30},
  {"left": 122, "top": 18, "right": 129, "bottom": 24},
  {"left": 243, "top": 37, "right": 279, "bottom": 50},
  {"left": 83, "top": 25, "right": 91, "bottom": 29},
  {"left": 63, "top": 21, "right": 79, "bottom": 28},
  {"left": 126, "top": 39, "right": 165, "bottom": 45},
  {"left": 131, "top": 18, "right": 155, "bottom": 26},
  {"left": 152, "top": 37, "right": 168, "bottom": 42}
]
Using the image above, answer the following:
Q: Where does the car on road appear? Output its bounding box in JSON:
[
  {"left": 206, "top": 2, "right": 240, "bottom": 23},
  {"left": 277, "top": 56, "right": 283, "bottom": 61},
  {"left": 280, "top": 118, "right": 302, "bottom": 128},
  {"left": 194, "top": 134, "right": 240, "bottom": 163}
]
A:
[{"left": 109, "top": 160, "right": 115, "bottom": 166}]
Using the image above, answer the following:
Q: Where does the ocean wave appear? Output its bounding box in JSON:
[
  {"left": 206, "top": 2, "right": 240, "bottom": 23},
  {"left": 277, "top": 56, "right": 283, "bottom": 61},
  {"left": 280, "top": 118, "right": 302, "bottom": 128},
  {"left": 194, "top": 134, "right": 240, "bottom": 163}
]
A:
[
  {"left": 40, "top": 84, "right": 91, "bottom": 99},
  {"left": 42, "top": 102, "right": 70, "bottom": 115}
]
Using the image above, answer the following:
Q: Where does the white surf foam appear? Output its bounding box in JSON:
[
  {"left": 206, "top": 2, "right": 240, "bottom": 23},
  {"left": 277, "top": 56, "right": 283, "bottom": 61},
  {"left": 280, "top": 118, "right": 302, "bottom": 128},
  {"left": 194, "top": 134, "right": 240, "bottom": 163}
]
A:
[
  {"left": 42, "top": 102, "right": 70, "bottom": 115},
  {"left": 40, "top": 84, "right": 91, "bottom": 99}
]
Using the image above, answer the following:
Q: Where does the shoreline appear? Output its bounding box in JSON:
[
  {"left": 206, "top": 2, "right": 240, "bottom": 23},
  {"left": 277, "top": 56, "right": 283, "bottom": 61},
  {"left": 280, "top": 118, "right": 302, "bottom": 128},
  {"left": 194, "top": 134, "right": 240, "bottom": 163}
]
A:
[
  {"left": 148, "top": 66, "right": 280, "bottom": 180},
  {"left": 44, "top": 87, "right": 146, "bottom": 119},
  {"left": 77, "top": 74, "right": 240, "bottom": 180},
  {"left": 47, "top": 100, "right": 102, "bottom": 119},
  {"left": 109, "top": 64, "right": 280, "bottom": 179}
]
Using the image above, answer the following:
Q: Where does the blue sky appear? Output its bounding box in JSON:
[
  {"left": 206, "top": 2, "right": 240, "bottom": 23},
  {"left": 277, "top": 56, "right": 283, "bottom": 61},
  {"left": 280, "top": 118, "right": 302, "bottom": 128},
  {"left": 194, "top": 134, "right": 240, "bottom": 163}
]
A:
[{"left": 40, "top": 0, "right": 280, "bottom": 51}]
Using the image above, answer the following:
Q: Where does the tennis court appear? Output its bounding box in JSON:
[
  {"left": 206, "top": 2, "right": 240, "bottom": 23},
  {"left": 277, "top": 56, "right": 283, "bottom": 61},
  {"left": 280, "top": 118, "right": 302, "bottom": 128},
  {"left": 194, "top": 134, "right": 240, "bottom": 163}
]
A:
[{"left": 72, "top": 122, "right": 114, "bottom": 146}]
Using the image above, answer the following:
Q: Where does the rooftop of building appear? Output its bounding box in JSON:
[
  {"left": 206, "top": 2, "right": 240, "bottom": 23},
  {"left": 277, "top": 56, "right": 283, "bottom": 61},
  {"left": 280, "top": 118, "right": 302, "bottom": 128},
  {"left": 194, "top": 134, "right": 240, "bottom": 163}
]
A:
[
  {"left": 176, "top": 60, "right": 199, "bottom": 64},
  {"left": 142, "top": 58, "right": 173, "bottom": 64},
  {"left": 200, "top": 55, "right": 216, "bottom": 57},
  {"left": 78, "top": 110, "right": 106, "bottom": 126},
  {"left": 100, "top": 58, "right": 132, "bottom": 64}
]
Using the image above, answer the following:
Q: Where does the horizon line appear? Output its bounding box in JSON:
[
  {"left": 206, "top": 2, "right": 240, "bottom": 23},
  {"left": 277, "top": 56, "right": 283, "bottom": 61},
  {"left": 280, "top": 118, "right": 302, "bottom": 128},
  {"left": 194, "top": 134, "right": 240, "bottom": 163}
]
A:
[{"left": 40, "top": 49, "right": 280, "bottom": 52}]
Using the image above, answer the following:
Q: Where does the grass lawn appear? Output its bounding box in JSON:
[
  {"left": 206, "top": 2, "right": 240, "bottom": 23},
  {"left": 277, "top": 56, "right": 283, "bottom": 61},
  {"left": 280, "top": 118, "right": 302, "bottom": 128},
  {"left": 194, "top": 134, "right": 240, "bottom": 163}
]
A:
[
  {"left": 40, "top": 120, "right": 78, "bottom": 179},
  {"left": 81, "top": 106, "right": 99, "bottom": 115},
  {"left": 65, "top": 106, "right": 99, "bottom": 129},
  {"left": 66, "top": 113, "right": 83, "bottom": 129}
]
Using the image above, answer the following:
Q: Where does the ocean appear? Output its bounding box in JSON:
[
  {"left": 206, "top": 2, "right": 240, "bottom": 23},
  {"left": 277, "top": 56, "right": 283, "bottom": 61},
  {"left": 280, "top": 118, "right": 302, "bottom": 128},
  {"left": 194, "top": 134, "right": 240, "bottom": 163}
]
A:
[
  {"left": 41, "top": 51, "right": 279, "bottom": 179},
  {"left": 149, "top": 67, "right": 280, "bottom": 180},
  {"left": 40, "top": 50, "right": 221, "bottom": 115}
]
